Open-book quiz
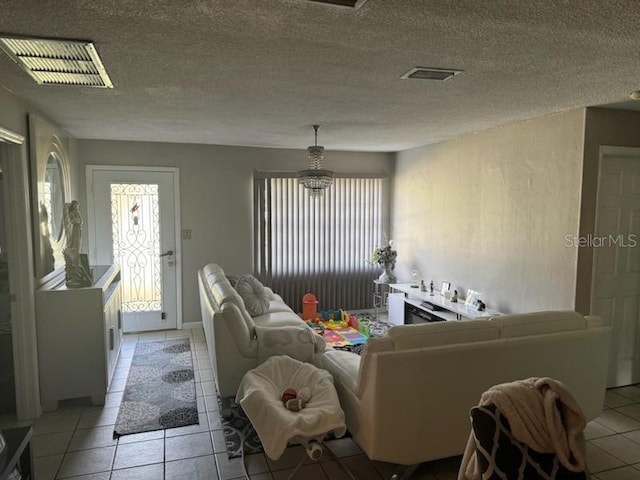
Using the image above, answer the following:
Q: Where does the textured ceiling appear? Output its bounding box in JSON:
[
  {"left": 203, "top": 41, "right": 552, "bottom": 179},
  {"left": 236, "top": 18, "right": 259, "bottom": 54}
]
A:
[{"left": 1, "top": 1, "right": 640, "bottom": 152}]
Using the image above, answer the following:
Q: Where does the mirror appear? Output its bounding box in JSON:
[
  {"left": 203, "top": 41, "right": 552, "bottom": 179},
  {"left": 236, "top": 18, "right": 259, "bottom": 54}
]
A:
[
  {"left": 43, "top": 154, "right": 65, "bottom": 244},
  {"left": 29, "top": 114, "right": 71, "bottom": 282}
]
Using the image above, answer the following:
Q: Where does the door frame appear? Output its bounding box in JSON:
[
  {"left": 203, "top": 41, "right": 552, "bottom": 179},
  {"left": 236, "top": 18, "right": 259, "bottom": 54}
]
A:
[
  {"left": 591, "top": 145, "right": 640, "bottom": 313},
  {"left": 1, "top": 125, "right": 42, "bottom": 420},
  {"left": 85, "top": 165, "right": 183, "bottom": 329},
  {"left": 591, "top": 145, "right": 640, "bottom": 386}
]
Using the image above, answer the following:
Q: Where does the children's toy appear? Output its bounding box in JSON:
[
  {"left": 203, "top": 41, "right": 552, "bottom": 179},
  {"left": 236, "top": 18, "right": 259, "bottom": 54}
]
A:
[
  {"left": 282, "top": 386, "right": 311, "bottom": 412},
  {"left": 302, "top": 293, "right": 318, "bottom": 320},
  {"left": 285, "top": 398, "right": 306, "bottom": 411},
  {"left": 306, "top": 309, "right": 370, "bottom": 347},
  {"left": 282, "top": 388, "right": 297, "bottom": 404}
]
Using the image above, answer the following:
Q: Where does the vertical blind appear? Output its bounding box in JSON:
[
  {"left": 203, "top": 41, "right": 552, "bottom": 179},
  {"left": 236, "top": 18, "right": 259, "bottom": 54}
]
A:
[{"left": 254, "top": 174, "right": 388, "bottom": 312}]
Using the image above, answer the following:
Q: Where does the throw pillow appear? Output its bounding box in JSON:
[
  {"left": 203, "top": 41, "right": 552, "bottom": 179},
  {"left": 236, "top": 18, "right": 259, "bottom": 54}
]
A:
[{"left": 234, "top": 274, "right": 270, "bottom": 317}]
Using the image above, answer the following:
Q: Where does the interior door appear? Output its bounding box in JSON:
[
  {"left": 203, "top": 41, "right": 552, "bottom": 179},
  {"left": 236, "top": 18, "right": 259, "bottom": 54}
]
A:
[
  {"left": 591, "top": 153, "right": 640, "bottom": 387},
  {"left": 87, "top": 167, "right": 180, "bottom": 332}
]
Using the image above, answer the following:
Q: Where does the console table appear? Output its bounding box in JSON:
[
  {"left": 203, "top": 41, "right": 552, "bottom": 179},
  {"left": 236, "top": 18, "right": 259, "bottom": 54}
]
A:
[
  {"left": 0, "top": 426, "right": 33, "bottom": 480},
  {"left": 35, "top": 264, "right": 123, "bottom": 411},
  {"left": 388, "top": 283, "right": 502, "bottom": 325}
]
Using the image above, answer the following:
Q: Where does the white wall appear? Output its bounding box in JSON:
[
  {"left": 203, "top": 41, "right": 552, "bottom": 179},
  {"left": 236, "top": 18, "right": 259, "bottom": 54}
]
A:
[
  {"left": 0, "top": 87, "right": 29, "bottom": 137},
  {"left": 76, "top": 140, "right": 393, "bottom": 324},
  {"left": 392, "top": 109, "right": 585, "bottom": 313},
  {"left": 575, "top": 108, "right": 640, "bottom": 314}
]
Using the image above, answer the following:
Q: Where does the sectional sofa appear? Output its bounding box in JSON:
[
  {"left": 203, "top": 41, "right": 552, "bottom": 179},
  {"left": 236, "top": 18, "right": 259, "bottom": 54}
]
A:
[
  {"left": 322, "top": 311, "right": 611, "bottom": 468},
  {"left": 197, "top": 263, "right": 326, "bottom": 398}
]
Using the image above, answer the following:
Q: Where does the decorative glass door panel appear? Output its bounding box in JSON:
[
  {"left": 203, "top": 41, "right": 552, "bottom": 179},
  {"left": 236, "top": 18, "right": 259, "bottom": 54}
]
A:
[
  {"left": 110, "top": 183, "right": 161, "bottom": 313},
  {"left": 88, "top": 167, "right": 179, "bottom": 332}
]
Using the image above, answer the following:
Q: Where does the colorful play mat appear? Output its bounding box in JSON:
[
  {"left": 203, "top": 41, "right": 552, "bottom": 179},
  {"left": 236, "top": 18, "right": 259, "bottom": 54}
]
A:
[
  {"left": 319, "top": 327, "right": 369, "bottom": 348},
  {"left": 302, "top": 309, "right": 372, "bottom": 348}
]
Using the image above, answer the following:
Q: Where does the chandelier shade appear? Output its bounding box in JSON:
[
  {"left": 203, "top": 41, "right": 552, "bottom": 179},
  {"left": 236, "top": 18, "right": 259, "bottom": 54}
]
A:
[{"left": 298, "top": 125, "right": 334, "bottom": 197}]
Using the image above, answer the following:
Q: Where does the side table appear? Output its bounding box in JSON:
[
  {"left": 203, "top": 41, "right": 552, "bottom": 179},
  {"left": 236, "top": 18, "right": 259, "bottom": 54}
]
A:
[
  {"left": 373, "top": 280, "right": 390, "bottom": 320},
  {"left": 0, "top": 426, "right": 33, "bottom": 480}
]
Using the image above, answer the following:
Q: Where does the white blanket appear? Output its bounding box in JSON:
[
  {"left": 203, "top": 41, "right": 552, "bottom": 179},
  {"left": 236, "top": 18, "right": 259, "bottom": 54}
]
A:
[
  {"left": 236, "top": 355, "right": 347, "bottom": 460},
  {"left": 459, "top": 377, "right": 587, "bottom": 480}
]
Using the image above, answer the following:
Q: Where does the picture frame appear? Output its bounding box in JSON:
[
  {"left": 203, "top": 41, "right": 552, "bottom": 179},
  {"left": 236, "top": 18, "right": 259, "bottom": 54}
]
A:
[
  {"left": 465, "top": 289, "right": 483, "bottom": 307},
  {"left": 440, "top": 281, "right": 450, "bottom": 296}
]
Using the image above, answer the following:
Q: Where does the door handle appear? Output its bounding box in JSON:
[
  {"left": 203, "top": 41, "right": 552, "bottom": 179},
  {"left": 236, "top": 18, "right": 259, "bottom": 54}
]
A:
[{"left": 160, "top": 250, "right": 174, "bottom": 257}]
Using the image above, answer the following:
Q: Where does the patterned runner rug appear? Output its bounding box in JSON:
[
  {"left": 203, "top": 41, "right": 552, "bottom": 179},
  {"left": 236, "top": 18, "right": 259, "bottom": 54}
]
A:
[
  {"left": 113, "top": 338, "right": 199, "bottom": 437},
  {"left": 223, "top": 313, "right": 392, "bottom": 458}
]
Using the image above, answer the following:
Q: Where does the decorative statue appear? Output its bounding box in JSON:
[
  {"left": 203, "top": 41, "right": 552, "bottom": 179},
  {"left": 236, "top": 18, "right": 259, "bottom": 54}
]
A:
[
  {"left": 477, "top": 300, "right": 486, "bottom": 312},
  {"left": 63, "top": 200, "right": 92, "bottom": 288},
  {"left": 451, "top": 289, "right": 458, "bottom": 303}
]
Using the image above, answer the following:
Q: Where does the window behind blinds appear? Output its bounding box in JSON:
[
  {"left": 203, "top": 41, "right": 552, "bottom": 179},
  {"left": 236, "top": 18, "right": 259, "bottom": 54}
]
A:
[{"left": 254, "top": 174, "right": 387, "bottom": 311}]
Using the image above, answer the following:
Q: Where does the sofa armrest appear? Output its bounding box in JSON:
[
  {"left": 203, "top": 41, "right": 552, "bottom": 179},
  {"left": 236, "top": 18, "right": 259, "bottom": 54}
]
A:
[
  {"left": 255, "top": 325, "right": 322, "bottom": 364},
  {"left": 222, "top": 303, "right": 256, "bottom": 357}
]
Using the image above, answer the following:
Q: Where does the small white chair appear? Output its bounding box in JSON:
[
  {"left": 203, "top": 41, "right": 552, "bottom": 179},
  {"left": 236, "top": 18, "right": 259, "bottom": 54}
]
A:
[{"left": 236, "top": 355, "right": 353, "bottom": 480}]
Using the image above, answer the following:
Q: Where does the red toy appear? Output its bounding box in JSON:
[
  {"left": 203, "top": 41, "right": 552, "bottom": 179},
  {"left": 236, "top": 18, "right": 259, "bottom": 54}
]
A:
[
  {"left": 282, "top": 387, "right": 297, "bottom": 404},
  {"left": 302, "top": 293, "right": 318, "bottom": 320}
]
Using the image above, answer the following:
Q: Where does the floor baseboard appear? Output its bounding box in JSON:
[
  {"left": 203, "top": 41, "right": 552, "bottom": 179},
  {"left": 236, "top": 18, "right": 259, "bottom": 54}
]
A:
[{"left": 182, "top": 321, "right": 203, "bottom": 329}]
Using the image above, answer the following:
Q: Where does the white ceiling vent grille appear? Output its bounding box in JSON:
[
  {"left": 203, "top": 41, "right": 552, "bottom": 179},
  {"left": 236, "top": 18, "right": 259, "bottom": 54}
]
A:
[
  {"left": 400, "top": 67, "right": 463, "bottom": 81},
  {"left": 306, "top": 0, "right": 369, "bottom": 9},
  {"left": 0, "top": 36, "right": 113, "bottom": 88}
]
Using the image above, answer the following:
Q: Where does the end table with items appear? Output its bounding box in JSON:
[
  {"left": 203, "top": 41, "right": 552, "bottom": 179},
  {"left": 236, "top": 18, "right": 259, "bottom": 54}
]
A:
[{"left": 373, "top": 279, "right": 391, "bottom": 320}]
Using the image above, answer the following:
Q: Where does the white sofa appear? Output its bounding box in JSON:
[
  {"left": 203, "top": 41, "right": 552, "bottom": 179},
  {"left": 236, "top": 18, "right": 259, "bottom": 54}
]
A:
[
  {"left": 197, "top": 263, "right": 326, "bottom": 398},
  {"left": 322, "top": 311, "right": 611, "bottom": 468}
]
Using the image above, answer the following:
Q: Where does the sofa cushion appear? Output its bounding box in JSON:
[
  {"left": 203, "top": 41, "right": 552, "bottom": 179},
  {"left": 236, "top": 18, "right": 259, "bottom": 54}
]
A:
[
  {"left": 268, "top": 299, "right": 294, "bottom": 314},
  {"left": 488, "top": 311, "right": 586, "bottom": 338},
  {"left": 322, "top": 349, "right": 361, "bottom": 393},
  {"left": 210, "top": 277, "right": 245, "bottom": 310},
  {"left": 235, "top": 274, "right": 271, "bottom": 316},
  {"left": 386, "top": 320, "right": 500, "bottom": 350},
  {"left": 253, "top": 311, "right": 305, "bottom": 328}
]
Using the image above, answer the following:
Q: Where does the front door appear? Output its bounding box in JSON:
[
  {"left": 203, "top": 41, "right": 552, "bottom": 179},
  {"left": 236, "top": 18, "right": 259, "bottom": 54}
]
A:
[
  {"left": 87, "top": 166, "right": 181, "bottom": 332},
  {"left": 591, "top": 151, "right": 640, "bottom": 387}
]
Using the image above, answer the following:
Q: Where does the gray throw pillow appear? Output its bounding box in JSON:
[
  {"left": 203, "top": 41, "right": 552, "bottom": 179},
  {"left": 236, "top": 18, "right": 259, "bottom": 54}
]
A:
[{"left": 234, "top": 274, "right": 270, "bottom": 317}]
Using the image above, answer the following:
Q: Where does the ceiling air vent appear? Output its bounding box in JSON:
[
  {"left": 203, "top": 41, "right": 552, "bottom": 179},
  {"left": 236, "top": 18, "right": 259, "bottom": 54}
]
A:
[
  {"left": 306, "top": 0, "right": 369, "bottom": 8},
  {"left": 400, "top": 67, "right": 463, "bottom": 81},
  {"left": 0, "top": 36, "right": 113, "bottom": 88}
]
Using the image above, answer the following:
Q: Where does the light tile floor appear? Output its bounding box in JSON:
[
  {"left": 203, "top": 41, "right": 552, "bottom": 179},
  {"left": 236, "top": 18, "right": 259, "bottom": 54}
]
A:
[{"left": 1, "top": 327, "right": 640, "bottom": 479}]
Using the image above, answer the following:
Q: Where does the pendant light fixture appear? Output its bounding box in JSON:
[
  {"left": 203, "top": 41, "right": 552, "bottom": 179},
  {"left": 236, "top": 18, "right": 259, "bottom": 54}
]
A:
[{"left": 298, "top": 125, "right": 334, "bottom": 197}]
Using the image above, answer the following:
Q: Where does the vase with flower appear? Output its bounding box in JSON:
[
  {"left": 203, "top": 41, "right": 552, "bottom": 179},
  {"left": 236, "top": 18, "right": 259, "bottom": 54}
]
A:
[{"left": 368, "top": 239, "right": 397, "bottom": 284}]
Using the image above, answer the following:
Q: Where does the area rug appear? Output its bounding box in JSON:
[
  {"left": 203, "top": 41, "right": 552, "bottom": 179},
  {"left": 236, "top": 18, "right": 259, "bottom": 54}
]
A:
[
  {"left": 113, "top": 338, "right": 199, "bottom": 437},
  {"left": 222, "top": 313, "right": 389, "bottom": 457},
  {"left": 222, "top": 399, "right": 264, "bottom": 458}
]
